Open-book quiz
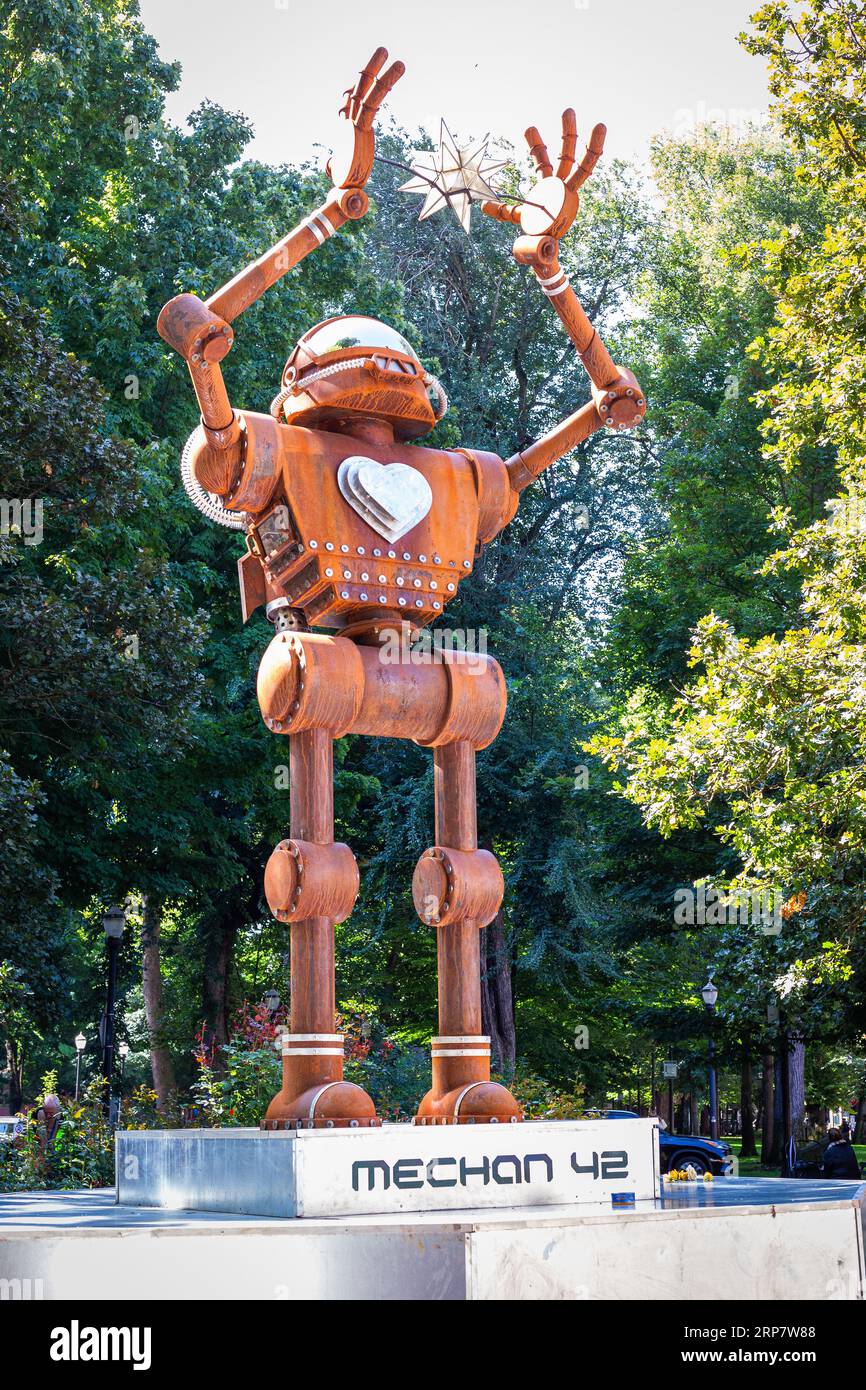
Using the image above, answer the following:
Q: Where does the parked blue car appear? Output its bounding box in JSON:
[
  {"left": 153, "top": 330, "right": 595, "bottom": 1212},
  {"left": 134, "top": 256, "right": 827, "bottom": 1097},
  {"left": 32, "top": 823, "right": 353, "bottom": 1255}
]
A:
[{"left": 589, "top": 1109, "right": 734, "bottom": 1176}]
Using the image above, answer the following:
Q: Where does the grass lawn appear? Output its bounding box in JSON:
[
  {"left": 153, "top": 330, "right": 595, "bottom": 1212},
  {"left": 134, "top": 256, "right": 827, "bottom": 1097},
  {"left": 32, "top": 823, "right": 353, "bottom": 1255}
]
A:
[{"left": 724, "top": 1136, "right": 866, "bottom": 1180}]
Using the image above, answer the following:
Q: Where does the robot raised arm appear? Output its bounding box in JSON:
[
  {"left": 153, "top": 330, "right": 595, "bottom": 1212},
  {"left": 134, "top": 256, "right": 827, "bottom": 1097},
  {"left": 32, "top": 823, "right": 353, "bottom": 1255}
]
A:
[
  {"left": 480, "top": 114, "right": 645, "bottom": 495},
  {"left": 156, "top": 47, "right": 404, "bottom": 480},
  {"left": 203, "top": 45, "right": 405, "bottom": 326}
]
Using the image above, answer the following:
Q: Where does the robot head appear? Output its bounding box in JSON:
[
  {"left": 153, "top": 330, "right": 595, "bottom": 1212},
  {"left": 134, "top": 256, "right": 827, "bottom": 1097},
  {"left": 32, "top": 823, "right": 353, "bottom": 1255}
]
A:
[{"left": 273, "top": 315, "right": 447, "bottom": 440}]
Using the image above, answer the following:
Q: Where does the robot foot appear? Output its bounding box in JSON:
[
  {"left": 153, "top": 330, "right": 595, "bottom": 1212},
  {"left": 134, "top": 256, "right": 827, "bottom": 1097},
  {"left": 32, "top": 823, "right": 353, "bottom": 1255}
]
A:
[
  {"left": 415, "top": 1081, "right": 522, "bottom": 1125},
  {"left": 261, "top": 1081, "right": 380, "bottom": 1129}
]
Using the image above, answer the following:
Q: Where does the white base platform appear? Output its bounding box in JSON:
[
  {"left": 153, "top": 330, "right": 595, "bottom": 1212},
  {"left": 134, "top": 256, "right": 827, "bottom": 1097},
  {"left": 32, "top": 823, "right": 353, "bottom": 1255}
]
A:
[
  {"left": 1, "top": 1180, "right": 863, "bottom": 1301},
  {"left": 115, "top": 1119, "right": 659, "bottom": 1218}
]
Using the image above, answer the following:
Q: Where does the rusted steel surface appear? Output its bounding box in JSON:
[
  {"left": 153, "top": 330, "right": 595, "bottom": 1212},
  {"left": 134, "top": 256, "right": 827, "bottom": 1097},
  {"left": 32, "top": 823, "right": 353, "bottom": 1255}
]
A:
[
  {"left": 263, "top": 727, "right": 377, "bottom": 1129},
  {"left": 416, "top": 743, "right": 521, "bottom": 1123},
  {"left": 257, "top": 630, "right": 507, "bottom": 749},
  {"left": 265, "top": 839, "right": 359, "bottom": 923},
  {"left": 412, "top": 846, "right": 504, "bottom": 928},
  {"left": 158, "top": 46, "right": 646, "bottom": 1131}
]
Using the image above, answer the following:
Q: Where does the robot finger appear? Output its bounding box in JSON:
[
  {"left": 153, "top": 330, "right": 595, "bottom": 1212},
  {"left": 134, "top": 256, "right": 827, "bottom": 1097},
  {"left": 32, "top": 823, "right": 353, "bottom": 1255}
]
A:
[
  {"left": 567, "top": 122, "right": 607, "bottom": 191},
  {"left": 356, "top": 58, "right": 406, "bottom": 129},
  {"left": 524, "top": 125, "right": 553, "bottom": 178},
  {"left": 556, "top": 108, "right": 578, "bottom": 181},
  {"left": 345, "top": 46, "right": 389, "bottom": 121}
]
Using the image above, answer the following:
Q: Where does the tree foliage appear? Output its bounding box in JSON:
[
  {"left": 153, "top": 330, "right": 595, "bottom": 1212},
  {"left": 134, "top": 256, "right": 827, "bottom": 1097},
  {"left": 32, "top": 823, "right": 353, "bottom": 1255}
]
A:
[{"left": 593, "top": 0, "right": 866, "bottom": 1061}]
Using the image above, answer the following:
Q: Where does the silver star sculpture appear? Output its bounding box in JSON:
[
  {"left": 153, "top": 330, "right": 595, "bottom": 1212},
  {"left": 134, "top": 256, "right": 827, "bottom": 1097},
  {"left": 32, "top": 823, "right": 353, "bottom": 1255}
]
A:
[{"left": 399, "top": 121, "right": 506, "bottom": 234}]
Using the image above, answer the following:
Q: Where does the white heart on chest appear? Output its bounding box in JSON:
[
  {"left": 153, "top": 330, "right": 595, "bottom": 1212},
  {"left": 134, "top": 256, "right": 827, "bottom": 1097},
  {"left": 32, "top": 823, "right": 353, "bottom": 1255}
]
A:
[{"left": 337, "top": 455, "right": 433, "bottom": 544}]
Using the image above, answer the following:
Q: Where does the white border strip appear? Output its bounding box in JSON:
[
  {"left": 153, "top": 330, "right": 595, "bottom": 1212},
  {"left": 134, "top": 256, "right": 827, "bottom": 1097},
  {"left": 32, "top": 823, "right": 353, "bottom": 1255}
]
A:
[
  {"left": 284, "top": 1033, "right": 343, "bottom": 1042},
  {"left": 282, "top": 1046, "right": 344, "bottom": 1057},
  {"left": 432, "top": 1035, "right": 490, "bottom": 1045},
  {"left": 304, "top": 211, "right": 335, "bottom": 244},
  {"left": 431, "top": 1048, "right": 491, "bottom": 1058}
]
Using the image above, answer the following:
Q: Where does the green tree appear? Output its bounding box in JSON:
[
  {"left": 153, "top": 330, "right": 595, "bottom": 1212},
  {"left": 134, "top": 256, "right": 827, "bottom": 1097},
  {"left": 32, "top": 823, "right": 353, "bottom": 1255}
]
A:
[{"left": 591, "top": 0, "right": 866, "bottom": 1132}]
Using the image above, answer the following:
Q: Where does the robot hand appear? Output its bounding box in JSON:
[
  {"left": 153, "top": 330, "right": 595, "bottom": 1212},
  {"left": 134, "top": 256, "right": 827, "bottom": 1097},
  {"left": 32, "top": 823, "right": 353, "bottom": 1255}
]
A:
[
  {"left": 327, "top": 47, "right": 405, "bottom": 191},
  {"left": 480, "top": 111, "right": 605, "bottom": 239}
]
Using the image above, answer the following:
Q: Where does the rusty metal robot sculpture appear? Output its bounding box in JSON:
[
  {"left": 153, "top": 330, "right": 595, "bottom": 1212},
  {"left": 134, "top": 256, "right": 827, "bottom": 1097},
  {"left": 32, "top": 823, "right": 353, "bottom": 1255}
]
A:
[{"left": 158, "top": 48, "right": 645, "bottom": 1130}]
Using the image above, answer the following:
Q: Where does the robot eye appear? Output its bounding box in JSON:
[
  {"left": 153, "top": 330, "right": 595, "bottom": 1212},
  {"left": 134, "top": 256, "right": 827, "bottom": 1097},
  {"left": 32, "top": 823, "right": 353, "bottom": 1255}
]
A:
[{"left": 373, "top": 355, "right": 411, "bottom": 374}]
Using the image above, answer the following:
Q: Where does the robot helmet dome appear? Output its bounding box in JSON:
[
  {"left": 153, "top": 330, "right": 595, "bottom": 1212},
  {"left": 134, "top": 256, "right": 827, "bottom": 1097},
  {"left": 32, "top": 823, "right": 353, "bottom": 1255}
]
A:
[
  {"left": 275, "top": 314, "right": 447, "bottom": 440},
  {"left": 300, "top": 315, "right": 419, "bottom": 361}
]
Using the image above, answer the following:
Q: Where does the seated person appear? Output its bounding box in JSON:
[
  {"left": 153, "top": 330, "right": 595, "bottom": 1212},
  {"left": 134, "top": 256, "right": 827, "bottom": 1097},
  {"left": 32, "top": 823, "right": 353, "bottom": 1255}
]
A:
[{"left": 821, "top": 1128, "right": 862, "bottom": 1179}]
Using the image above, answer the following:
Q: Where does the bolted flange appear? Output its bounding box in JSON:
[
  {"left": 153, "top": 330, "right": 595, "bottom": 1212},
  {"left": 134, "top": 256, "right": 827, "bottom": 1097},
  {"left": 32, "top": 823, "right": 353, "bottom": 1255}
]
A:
[
  {"left": 412, "top": 845, "right": 504, "bottom": 927},
  {"left": 265, "top": 838, "right": 359, "bottom": 923}
]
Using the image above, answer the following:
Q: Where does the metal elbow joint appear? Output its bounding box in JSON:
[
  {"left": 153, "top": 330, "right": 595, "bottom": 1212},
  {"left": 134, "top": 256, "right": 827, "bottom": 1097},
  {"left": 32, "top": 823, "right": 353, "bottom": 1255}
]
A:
[
  {"left": 592, "top": 367, "right": 646, "bottom": 431},
  {"left": 157, "top": 293, "right": 234, "bottom": 363}
]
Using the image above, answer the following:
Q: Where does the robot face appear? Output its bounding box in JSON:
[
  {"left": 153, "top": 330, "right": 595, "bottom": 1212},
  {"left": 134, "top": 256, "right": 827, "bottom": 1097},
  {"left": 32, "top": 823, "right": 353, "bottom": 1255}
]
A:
[{"left": 277, "top": 315, "right": 446, "bottom": 440}]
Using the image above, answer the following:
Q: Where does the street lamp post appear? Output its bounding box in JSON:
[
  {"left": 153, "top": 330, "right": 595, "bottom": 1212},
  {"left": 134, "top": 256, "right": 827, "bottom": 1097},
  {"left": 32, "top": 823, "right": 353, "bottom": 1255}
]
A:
[
  {"left": 700, "top": 976, "right": 719, "bottom": 1141},
  {"left": 74, "top": 1032, "right": 86, "bottom": 1101},
  {"left": 662, "top": 1059, "right": 678, "bottom": 1131},
  {"left": 101, "top": 905, "right": 126, "bottom": 1118},
  {"left": 778, "top": 1002, "right": 794, "bottom": 1177},
  {"left": 117, "top": 1039, "right": 130, "bottom": 1125},
  {"left": 264, "top": 990, "right": 283, "bottom": 1058}
]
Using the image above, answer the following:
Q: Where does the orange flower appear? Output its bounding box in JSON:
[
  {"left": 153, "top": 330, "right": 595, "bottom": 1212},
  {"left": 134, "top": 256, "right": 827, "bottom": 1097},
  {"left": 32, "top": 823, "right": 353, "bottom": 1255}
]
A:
[{"left": 781, "top": 891, "right": 807, "bottom": 920}]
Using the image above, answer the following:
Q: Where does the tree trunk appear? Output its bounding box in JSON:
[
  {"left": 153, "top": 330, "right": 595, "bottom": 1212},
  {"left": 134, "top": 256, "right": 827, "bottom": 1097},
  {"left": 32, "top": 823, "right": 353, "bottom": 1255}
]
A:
[
  {"left": 201, "top": 908, "right": 238, "bottom": 1070},
  {"left": 780, "top": 1044, "right": 793, "bottom": 1162},
  {"left": 761, "top": 1050, "right": 778, "bottom": 1162},
  {"left": 768, "top": 1052, "right": 783, "bottom": 1165},
  {"left": 479, "top": 909, "right": 516, "bottom": 1076},
  {"left": 854, "top": 1092, "right": 866, "bottom": 1144},
  {"left": 4, "top": 1038, "right": 23, "bottom": 1113},
  {"left": 741, "top": 1055, "right": 757, "bottom": 1158},
  {"left": 788, "top": 1036, "right": 806, "bottom": 1139},
  {"left": 778, "top": 1030, "right": 795, "bottom": 1173},
  {"left": 689, "top": 1088, "right": 699, "bottom": 1136},
  {"left": 141, "top": 895, "right": 176, "bottom": 1110}
]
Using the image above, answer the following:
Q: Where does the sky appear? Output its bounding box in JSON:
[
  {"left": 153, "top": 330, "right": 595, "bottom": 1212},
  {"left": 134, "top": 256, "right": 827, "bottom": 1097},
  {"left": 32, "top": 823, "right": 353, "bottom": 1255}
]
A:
[{"left": 138, "top": 0, "right": 771, "bottom": 171}]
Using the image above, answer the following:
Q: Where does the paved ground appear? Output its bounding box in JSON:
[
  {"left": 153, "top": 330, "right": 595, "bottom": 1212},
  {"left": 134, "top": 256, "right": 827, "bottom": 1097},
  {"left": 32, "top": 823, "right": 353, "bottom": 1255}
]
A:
[
  {"left": 0, "top": 1188, "right": 282, "bottom": 1229},
  {"left": 660, "top": 1176, "right": 866, "bottom": 1209},
  {"left": 0, "top": 1176, "right": 863, "bottom": 1231}
]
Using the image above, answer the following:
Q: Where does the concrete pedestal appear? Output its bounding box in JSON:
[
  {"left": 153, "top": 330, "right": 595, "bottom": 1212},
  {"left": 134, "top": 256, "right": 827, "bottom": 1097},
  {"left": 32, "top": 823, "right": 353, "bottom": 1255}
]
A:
[
  {"left": 1, "top": 1180, "right": 863, "bottom": 1301},
  {"left": 115, "top": 1118, "right": 659, "bottom": 1218}
]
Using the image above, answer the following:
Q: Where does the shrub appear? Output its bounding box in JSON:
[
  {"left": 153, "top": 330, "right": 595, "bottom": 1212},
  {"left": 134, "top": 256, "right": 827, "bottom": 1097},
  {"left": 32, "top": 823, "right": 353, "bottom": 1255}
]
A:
[
  {"left": 0, "top": 1074, "right": 114, "bottom": 1191},
  {"left": 508, "top": 1070, "right": 587, "bottom": 1120},
  {"left": 190, "top": 1002, "right": 284, "bottom": 1127}
]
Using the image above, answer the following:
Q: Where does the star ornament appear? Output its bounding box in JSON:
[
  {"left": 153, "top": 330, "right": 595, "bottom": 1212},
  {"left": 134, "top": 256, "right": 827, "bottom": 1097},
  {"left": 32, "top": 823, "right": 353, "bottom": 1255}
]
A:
[{"left": 400, "top": 121, "right": 506, "bottom": 234}]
